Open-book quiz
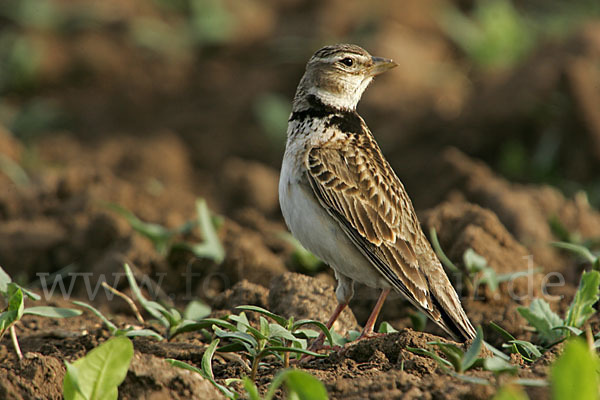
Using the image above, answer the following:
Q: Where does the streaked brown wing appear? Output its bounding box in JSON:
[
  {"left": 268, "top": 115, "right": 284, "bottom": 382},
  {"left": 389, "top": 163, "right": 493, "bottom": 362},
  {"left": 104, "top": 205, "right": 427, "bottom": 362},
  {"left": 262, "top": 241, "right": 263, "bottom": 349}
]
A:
[{"left": 305, "top": 132, "right": 436, "bottom": 314}]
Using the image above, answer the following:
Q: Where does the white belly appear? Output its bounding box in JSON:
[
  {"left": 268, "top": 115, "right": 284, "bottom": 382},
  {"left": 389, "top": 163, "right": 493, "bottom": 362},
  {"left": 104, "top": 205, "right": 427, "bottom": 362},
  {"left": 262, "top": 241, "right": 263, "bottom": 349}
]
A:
[{"left": 279, "top": 155, "right": 390, "bottom": 290}]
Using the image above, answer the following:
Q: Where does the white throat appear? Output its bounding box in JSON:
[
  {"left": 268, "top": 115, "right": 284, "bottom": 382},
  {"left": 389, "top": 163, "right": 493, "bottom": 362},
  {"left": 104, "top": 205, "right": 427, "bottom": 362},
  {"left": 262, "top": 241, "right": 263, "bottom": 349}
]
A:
[{"left": 307, "top": 76, "right": 373, "bottom": 111}]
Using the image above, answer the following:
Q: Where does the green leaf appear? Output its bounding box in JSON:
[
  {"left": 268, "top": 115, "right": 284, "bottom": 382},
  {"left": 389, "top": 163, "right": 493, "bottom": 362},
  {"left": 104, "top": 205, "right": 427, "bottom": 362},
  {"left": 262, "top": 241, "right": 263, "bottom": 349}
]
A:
[
  {"left": 265, "top": 346, "right": 326, "bottom": 358},
  {"left": 63, "top": 336, "right": 134, "bottom": 400},
  {"left": 235, "top": 305, "right": 288, "bottom": 326},
  {"left": 407, "top": 347, "right": 453, "bottom": 371},
  {"left": 183, "top": 300, "right": 211, "bottom": 321},
  {"left": 462, "top": 326, "right": 484, "bottom": 371},
  {"left": 551, "top": 242, "right": 596, "bottom": 263},
  {"left": 214, "top": 326, "right": 259, "bottom": 348},
  {"left": 63, "top": 361, "right": 85, "bottom": 399},
  {"left": 377, "top": 321, "right": 398, "bottom": 334},
  {"left": 243, "top": 377, "right": 261, "bottom": 400},
  {"left": 23, "top": 306, "right": 82, "bottom": 318},
  {"left": 108, "top": 204, "right": 173, "bottom": 254},
  {"left": 292, "top": 320, "right": 334, "bottom": 347},
  {"left": 123, "top": 264, "right": 169, "bottom": 327},
  {"left": 517, "top": 299, "right": 564, "bottom": 345},
  {"left": 507, "top": 340, "right": 542, "bottom": 361},
  {"left": 72, "top": 301, "right": 118, "bottom": 334},
  {"left": 0, "top": 266, "right": 12, "bottom": 293},
  {"left": 565, "top": 270, "right": 600, "bottom": 328},
  {"left": 463, "top": 249, "right": 488, "bottom": 273},
  {"left": 283, "top": 370, "right": 328, "bottom": 400},
  {"left": 409, "top": 312, "right": 427, "bottom": 332},
  {"left": 492, "top": 384, "right": 529, "bottom": 400},
  {"left": 166, "top": 358, "right": 236, "bottom": 399},
  {"left": 122, "top": 329, "right": 163, "bottom": 340},
  {"left": 483, "top": 341, "right": 510, "bottom": 361},
  {"left": 268, "top": 324, "right": 297, "bottom": 342},
  {"left": 513, "top": 378, "right": 547, "bottom": 387},
  {"left": 0, "top": 284, "right": 24, "bottom": 333},
  {"left": 179, "top": 198, "right": 224, "bottom": 263},
  {"left": 551, "top": 339, "right": 598, "bottom": 400},
  {"left": 484, "top": 357, "right": 518, "bottom": 375},
  {"left": 201, "top": 339, "right": 219, "bottom": 380},
  {"left": 429, "top": 227, "right": 461, "bottom": 274},
  {"left": 428, "top": 341, "right": 464, "bottom": 372}
]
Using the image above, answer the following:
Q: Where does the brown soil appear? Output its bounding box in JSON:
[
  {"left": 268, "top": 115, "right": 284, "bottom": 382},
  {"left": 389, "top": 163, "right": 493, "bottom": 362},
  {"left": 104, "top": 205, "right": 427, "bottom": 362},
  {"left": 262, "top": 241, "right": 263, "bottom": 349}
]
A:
[{"left": 1, "top": 1, "right": 600, "bottom": 399}]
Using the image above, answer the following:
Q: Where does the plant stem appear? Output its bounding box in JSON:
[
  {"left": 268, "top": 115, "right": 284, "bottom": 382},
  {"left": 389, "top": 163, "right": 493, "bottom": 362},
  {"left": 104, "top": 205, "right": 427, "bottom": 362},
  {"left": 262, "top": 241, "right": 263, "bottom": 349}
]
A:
[
  {"left": 250, "top": 358, "right": 259, "bottom": 381},
  {"left": 10, "top": 325, "right": 23, "bottom": 360},
  {"left": 101, "top": 281, "right": 144, "bottom": 323}
]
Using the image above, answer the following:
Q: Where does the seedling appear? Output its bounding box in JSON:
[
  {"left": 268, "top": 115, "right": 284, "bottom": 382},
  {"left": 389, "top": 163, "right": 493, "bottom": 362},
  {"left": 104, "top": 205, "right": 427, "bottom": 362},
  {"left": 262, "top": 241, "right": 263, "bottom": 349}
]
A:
[
  {"left": 122, "top": 263, "right": 211, "bottom": 340},
  {"left": 408, "top": 327, "right": 524, "bottom": 385},
  {"left": 109, "top": 198, "right": 224, "bottom": 262},
  {"left": 489, "top": 322, "right": 542, "bottom": 362},
  {"left": 430, "top": 228, "right": 535, "bottom": 294},
  {"left": 551, "top": 240, "right": 600, "bottom": 271},
  {"left": 197, "top": 305, "right": 332, "bottom": 381},
  {"left": 168, "top": 340, "right": 329, "bottom": 400},
  {"left": 550, "top": 338, "right": 599, "bottom": 400},
  {"left": 63, "top": 336, "right": 134, "bottom": 400},
  {"left": 408, "top": 326, "right": 485, "bottom": 374},
  {"left": 242, "top": 368, "right": 328, "bottom": 400},
  {"left": 72, "top": 300, "right": 163, "bottom": 340},
  {"left": 517, "top": 270, "right": 600, "bottom": 347},
  {"left": 0, "top": 266, "right": 82, "bottom": 359},
  {"left": 167, "top": 339, "right": 237, "bottom": 399}
]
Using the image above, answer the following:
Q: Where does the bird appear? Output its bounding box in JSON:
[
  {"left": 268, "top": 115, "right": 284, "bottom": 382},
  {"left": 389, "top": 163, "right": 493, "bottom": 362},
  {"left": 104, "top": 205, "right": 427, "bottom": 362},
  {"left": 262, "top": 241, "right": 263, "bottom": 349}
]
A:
[{"left": 278, "top": 43, "right": 476, "bottom": 348}]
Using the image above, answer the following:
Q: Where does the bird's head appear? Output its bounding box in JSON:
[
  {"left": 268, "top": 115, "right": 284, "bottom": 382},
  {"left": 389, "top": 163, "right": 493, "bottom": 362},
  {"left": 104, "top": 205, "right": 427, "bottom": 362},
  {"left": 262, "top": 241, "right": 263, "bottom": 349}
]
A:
[{"left": 293, "top": 44, "right": 397, "bottom": 111}]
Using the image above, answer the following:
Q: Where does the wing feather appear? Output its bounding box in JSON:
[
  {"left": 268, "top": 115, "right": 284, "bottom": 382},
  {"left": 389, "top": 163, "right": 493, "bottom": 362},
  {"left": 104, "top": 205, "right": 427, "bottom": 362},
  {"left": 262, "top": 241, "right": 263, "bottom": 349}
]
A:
[{"left": 305, "top": 134, "right": 431, "bottom": 311}]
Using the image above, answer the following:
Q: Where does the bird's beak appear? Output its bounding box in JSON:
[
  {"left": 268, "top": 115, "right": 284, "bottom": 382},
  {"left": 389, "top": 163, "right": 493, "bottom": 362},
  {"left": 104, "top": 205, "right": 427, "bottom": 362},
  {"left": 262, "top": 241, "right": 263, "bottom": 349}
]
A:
[{"left": 369, "top": 56, "right": 397, "bottom": 76}]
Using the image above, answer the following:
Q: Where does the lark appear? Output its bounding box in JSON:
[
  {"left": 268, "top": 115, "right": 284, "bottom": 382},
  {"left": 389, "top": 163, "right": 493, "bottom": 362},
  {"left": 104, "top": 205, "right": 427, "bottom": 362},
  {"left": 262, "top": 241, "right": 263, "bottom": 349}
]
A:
[{"left": 279, "top": 44, "right": 476, "bottom": 347}]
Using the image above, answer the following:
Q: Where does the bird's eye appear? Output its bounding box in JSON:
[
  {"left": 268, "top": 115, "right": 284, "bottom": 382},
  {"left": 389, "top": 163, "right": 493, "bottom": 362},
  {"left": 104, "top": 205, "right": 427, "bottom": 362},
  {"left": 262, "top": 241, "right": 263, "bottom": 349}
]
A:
[{"left": 340, "top": 57, "right": 354, "bottom": 67}]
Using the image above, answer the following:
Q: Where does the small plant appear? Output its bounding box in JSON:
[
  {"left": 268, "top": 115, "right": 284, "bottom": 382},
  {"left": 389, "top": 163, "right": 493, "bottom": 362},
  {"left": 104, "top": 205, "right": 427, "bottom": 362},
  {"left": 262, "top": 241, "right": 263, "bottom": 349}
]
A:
[
  {"left": 0, "top": 266, "right": 82, "bottom": 359},
  {"left": 408, "top": 326, "right": 485, "bottom": 375},
  {"left": 72, "top": 300, "right": 163, "bottom": 340},
  {"left": 489, "top": 321, "right": 542, "bottom": 362},
  {"left": 517, "top": 270, "right": 600, "bottom": 346},
  {"left": 550, "top": 338, "right": 599, "bottom": 400},
  {"left": 168, "top": 340, "right": 329, "bottom": 400},
  {"left": 63, "top": 336, "right": 134, "bottom": 400},
  {"left": 242, "top": 369, "right": 328, "bottom": 400},
  {"left": 121, "top": 264, "right": 211, "bottom": 340},
  {"left": 197, "top": 305, "right": 332, "bottom": 381},
  {"left": 439, "top": 0, "right": 534, "bottom": 70},
  {"left": 167, "top": 339, "right": 237, "bottom": 398},
  {"left": 109, "top": 198, "right": 224, "bottom": 262},
  {"left": 430, "top": 228, "right": 534, "bottom": 294},
  {"left": 551, "top": 240, "right": 600, "bottom": 271},
  {"left": 408, "top": 327, "right": 527, "bottom": 385}
]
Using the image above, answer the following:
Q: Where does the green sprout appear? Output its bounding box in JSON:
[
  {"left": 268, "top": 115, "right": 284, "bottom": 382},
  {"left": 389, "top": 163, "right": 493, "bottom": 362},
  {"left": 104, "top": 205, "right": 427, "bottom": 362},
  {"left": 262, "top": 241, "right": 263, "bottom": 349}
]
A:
[
  {"left": 517, "top": 270, "right": 600, "bottom": 346},
  {"left": 430, "top": 227, "right": 535, "bottom": 294},
  {"left": 168, "top": 340, "right": 329, "bottom": 400},
  {"left": 0, "top": 266, "right": 82, "bottom": 359},
  {"left": 197, "top": 305, "right": 333, "bottom": 381},
  {"left": 122, "top": 264, "right": 211, "bottom": 340},
  {"left": 72, "top": 300, "right": 163, "bottom": 340},
  {"left": 109, "top": 198, "right": 224, "bottom": 262},
  {"left": 551, "top": 338, "right": 599, "bottom": 400},
  {"left": 63, "top": 336, "right": 134, "bottom": 400}
]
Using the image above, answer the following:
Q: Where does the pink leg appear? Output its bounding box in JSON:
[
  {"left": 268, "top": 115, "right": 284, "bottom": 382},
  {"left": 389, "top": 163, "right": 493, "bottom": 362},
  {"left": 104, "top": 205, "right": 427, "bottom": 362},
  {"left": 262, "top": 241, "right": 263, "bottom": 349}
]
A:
[
  {"left": 309, "top": 300, "right": 349, "bottom": 350},
  {"left": 358, "top": 288, "right": 391, "bottom": 339}
]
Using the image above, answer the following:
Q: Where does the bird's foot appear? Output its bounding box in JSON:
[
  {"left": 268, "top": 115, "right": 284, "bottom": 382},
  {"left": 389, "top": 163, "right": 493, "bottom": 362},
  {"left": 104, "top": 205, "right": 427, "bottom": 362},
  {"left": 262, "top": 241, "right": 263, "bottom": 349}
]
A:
[{"left": 356, "top": 331, "right": 386, "bottom": 341}]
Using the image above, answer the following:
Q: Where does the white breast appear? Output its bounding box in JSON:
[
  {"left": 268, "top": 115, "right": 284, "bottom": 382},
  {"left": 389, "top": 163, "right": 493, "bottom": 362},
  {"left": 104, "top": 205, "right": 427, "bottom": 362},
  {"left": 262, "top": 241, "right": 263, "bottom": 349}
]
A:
[{"left": 278, "top": 121, "right": 390, "bottom": 290}]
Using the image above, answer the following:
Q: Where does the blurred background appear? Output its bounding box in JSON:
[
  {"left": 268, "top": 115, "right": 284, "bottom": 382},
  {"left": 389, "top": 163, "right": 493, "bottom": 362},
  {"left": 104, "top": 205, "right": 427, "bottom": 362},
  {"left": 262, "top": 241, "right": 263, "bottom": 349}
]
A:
[{"left": 1, "top": 0, "right": 600, "bottom": 299}]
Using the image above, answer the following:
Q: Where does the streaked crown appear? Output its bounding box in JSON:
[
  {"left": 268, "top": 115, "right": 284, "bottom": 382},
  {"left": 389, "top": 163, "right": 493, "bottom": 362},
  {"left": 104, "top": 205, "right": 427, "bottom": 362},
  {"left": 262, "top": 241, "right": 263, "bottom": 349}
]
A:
[{"left": 293, "top": 44, "right": 396, "bottom": 111}]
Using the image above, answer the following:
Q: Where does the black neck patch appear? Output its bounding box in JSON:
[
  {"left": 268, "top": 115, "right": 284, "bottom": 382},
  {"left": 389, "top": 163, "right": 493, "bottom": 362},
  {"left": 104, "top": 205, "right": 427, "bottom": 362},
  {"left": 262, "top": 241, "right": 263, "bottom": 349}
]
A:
[{"left": 290, "top": 95, "right": 364, "bottom": 136}]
